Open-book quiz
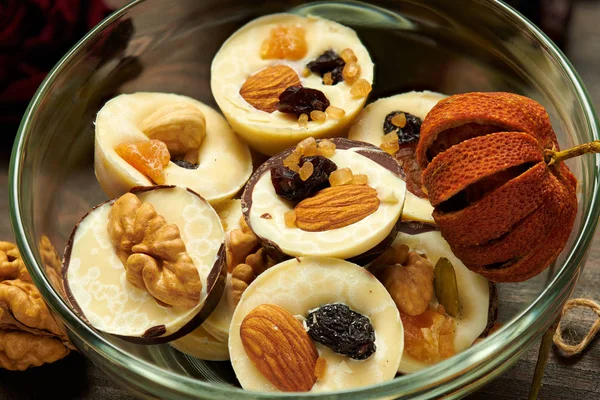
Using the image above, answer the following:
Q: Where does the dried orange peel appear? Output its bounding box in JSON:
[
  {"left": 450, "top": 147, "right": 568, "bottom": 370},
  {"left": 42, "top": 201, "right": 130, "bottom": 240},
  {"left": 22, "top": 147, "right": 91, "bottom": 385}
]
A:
[{"left": 417, "top": 92, "right": 579, "bottom": 282}]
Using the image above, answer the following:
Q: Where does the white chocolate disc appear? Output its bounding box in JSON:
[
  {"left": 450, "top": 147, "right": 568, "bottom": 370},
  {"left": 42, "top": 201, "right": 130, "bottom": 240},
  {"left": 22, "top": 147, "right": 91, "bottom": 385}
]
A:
[
  {"left": 246, "top": 146, "right": 406, "bottom": 259},
  {"left": 95, "top": 92, "right": 252, "bottom": 204},
  {"left": 229, "top": 257, "right": 403, "bottom": 392},
  {"left": 390, "top": 230, "right": 490, "bottom": 373},
  {"left": 348, "top": 91, "right": 446, "bottom": 224},
  {"left": 64, "top": 186, "right": 226, "bottom": 342},
  {"left": 211, "top": 13, "right": 374, "bottom": 155},
  {"left": 170, "top": 325, "right": 229, "bottom": 361}
]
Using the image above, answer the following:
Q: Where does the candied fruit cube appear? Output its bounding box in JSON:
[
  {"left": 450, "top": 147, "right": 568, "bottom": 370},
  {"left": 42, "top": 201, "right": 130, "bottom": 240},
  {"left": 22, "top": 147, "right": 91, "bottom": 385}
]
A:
[
  {"left": 260, "top": 25, "right": 307, "bottom": 61},
  {"left": 298, "top": 113, "right": 309, "bottom": 127},
  {"left": 342, "top": 62, "right": 361, "bottom": 84},
  {"left": 382, "top": 131, "right": 399, "bottom": 143},
  {"left": 340, "top": 48, "right": 358, "bottom": 63},
  {"left": 352, "top": 174, "right": 369, "bottom": 185},
  {"left": 391, "top": 113, "right": 407, "bottom": 128},
  {"left": 283, "top": 150, "right": 302, "bottom": 171},
  {"left": 298, "top": 160, "right": 314, "bottom": 181},
  {"left": 284, "top": 210, "right": 297, "bottom": 228},
  {"left": 350, "top": 79, "right": 372, "bottom": 98},
  {"left": 401, "top": 309, "right": 456, "bottom": 364},
  {"left": 326, "top": 106, "right": 345, "bottom": 119},
  {"left": 310, "top": 110, "right": 327, "bottom": 123},
  {"left": 115, "top": 139, "right": 170, "bottom": 184},
  {"left": 323, "top": 72, "right": 334, "bottom": 86},
  {"left": 380, "top": 141, "right": 400, "bottom": 156},
  {"left": 317, "top": 139, "right": 336, "bottom": 157},
  {"left": 329, "top": 168, "right": 353, "bottom": 186},
  {"left": 301, "top": 67, "right": 311, "bottom": 78},
  {"left": 297, "top": 137, "right": 317, "bottom": 156}
]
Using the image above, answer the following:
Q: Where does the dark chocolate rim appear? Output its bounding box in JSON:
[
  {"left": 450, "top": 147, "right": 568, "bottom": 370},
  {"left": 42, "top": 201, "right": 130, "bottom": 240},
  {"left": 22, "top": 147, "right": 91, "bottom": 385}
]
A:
[
  {"left": 479, "top": 282, "right": 499, "bottom": 338},
  {"left": 62, "top": 185, "right": 227, "bottom": 345},
  {"left": 241, "top": 138, "right": 404, "bottom": 265}
]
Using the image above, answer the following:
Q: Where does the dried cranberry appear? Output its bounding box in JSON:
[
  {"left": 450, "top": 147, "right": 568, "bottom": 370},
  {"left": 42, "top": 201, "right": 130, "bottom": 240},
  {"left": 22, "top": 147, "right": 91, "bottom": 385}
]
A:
[
  {"left": 306, "top": 303, "right": 376, "bottom": 360},
  {"left": 270, "top": 155, "right": 337, "bottom": 201},
  {"left": 277, "top": 86, "right": 330, "bottom": 117},
  {"left": 383, "top": 111, "right": 422, "bottom": 145},
  {"left": 173, "top": 160, "right": 199, "bottom": 169},
  {"left": 306, "top": 50, "right": 345, "bottom": 85}
]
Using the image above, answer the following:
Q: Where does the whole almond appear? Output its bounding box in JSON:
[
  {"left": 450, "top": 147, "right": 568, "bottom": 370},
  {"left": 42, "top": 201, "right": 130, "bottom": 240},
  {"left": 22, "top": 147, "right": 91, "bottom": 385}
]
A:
[
  {"left": 239, "top": 65, "right": 301, "bottom": 113},
  {"left": 294, "top": 184, "right": 380, "bottom": 232},
  {"left": 240, "top": 304, "right": 318, "bottom": 392}
]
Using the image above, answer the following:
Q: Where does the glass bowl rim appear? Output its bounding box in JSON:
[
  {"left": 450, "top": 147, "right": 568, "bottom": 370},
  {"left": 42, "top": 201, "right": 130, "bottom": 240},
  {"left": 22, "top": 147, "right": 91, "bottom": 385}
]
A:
[{"left": 8, "top": 0, "right": 600, "bottom": 398}]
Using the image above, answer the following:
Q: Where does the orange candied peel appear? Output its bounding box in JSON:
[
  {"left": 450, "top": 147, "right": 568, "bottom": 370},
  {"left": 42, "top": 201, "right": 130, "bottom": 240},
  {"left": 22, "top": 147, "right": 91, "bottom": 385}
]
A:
[
  {"left": 401, "top": 307, "right": 456, "bottom": 364},
  {"left": 115, "top": 139, "right": 170, "bottom": 184},
  {"left": 260, "top": 25, "right": 308, "bottom": 61}
]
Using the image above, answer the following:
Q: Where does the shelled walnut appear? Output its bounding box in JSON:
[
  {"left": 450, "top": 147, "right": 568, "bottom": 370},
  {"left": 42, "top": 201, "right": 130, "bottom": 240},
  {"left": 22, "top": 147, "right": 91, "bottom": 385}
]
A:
[
  {"left": 226, "top": 217, "right": 259, "bottom": 272},
  {"left": 107, "top": 193, "right": 202, "bottom": 309},
  {"left": 231, "top": 248, "right": 275, "bottom": 304}
]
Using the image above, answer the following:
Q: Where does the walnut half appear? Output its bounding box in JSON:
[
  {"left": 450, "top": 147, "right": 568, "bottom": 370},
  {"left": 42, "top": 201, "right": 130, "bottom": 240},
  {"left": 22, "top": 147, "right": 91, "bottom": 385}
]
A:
[
  {"left": 107, "top": 193, "right": 202, "bottom": 309},
  {"left": 231, "top": 248, "right": 275, "bottom": 305},
  {"left": 378, "top": 251, "right": 434, "bottom": 316}
]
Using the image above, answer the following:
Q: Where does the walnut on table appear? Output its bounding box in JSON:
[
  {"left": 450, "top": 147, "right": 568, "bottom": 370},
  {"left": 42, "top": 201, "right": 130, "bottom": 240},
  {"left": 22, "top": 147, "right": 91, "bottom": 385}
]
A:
[
  {"left": 0, "top": 330, "right": 69, "bottom": 371},
  {"left": 107, "top": 193, "right": 202, "bottom": 309}
]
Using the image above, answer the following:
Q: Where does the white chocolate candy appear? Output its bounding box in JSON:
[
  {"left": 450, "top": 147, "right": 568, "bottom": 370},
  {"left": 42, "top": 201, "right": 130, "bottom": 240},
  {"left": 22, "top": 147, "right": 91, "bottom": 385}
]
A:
[
  {"left": 95, "top": 92, "right": 253, "bottom": 205},
  {"left": 390, "top": 230, "right": 490, "bottom": 373},
  {"left": 229, "top": 257, "right": 403, "bottom": 392},
  {"left": 170, "top": 325, "right": 229, "bottom": 361},
  {"left": 348, "top": 91, "right": 447, "bottom": 224},
  {"left": 64, "top": 186, "right": 226, "bottom": 343},
  {"left": 245, "top": 143, "right": 406, "bottom": 260},
  {"left": 211, "top": 13, "right": 374, "bottom": 155}
]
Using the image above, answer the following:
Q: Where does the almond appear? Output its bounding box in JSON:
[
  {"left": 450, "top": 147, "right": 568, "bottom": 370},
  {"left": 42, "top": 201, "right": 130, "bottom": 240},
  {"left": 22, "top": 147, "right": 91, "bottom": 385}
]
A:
[
  {"left": 294, "top": 184, "right": 380, "bottom": 232},
  {"left": 239, "top": 65, "right": 301, "bottom": 113},
  {"left": 240, "top": 304, "right": 318, "bottom": 392}
]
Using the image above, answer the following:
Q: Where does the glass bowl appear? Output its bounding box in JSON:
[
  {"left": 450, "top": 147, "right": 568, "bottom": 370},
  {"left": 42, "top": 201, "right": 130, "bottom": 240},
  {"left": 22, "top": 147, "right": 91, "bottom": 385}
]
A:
[{"left": 9, "top": 0, "right": 600, "bottom": 398}]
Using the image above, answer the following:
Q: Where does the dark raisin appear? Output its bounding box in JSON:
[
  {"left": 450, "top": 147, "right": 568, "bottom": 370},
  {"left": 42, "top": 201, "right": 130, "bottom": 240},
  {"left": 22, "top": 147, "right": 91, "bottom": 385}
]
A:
[
  {"left": 270, "top": 155, "right": 337, "bottom": 201},
  {"left": 383, "top": 111, "right": 422, "bottom": 145},
  {"left": 277, "top": 86, "right": 330, "bottom": 117},
  {"left": 306, "top": 303, "right": 376, "bottom": 360},
  {"left": 306, "top": 50, "right": 345, "bottom": 85},
  {"left": 173, "top": 160, "right": 199, "bottom": 169}
]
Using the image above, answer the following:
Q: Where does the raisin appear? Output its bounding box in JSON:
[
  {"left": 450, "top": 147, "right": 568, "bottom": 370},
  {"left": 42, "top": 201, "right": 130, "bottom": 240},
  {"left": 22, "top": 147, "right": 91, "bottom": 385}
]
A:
[
  {"left": 383, "top": 111, "right": 422, "bottom": 145},
  {"left": 277, "top": 86, "right": 330, "bottom": 117},
  {"left": 306, "top": 303, "right": 376, "bottom": 360},
  {"left": 173, "top": 159, "right": 199, "bottom": 169},
  {"left": 270, "top": 155, "right": 337, "bottom": 201},
  {"left": 306, "top": 50, "right": 345, "bottom": 85}
]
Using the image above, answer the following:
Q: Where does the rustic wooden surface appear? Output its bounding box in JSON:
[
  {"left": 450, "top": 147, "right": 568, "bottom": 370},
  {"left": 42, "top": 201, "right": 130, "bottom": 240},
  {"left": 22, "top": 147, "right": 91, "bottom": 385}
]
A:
[{"left": 0, "top": 2, "right": 599, "bottom": 399}]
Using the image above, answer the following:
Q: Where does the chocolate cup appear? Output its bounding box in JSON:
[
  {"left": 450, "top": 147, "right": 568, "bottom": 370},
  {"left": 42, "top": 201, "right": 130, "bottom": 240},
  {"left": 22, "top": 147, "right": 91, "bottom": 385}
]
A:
[
  {"left": 241, "top": 138, "right": 404, "bottom": 266},
  {"left": 62, "top": 185, "right": 227, "bottom": 345}
]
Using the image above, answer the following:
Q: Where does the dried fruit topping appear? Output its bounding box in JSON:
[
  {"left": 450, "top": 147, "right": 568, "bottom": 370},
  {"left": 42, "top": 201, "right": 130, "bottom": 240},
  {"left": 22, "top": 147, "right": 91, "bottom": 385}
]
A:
[
  {"left": 107, "top": 193, "right": 202, "bottom": 308},
  {"left": 342, "top": 61, "right": 361, "bottom": 84},
  {"left": 277, "top": 86, "right": 330, "bottom": 117},
  {"left": 310, "top": 110, "right": 327, "bottom": 123},
  {"left": 416, "top": 92, "right": 579, "bottom": 282},
  {"left": 401, "top": 308, "right": 456, "bottom": 363},
  {"left": 294, "top": 184, "right": 380, "bottom": 232},
  {"left": 297, "top": 137, "right": 318, "bottom": 156},
  {"left": 298, "top": 160, "right": 314, "bottom": 181},
  {"left": 340, "top": 48, "right": 358, "bottom": 63},
  {"left": 306, "top": 303, "right": 376, "bottom": 360},
  {"left": 317, "top": 139, "right": 336, "bottom": 157},
  {"left": 284, "top": 210, "right": 297, "bottom": 228},
  {"left": 241, "top": 304, "right": 318, "bottom": 392},
  {"left": 115, "top": 139, "right": 170, "bottom": 184},
  {"left": 240, "top": 65, "right": 301, "bottom": 113},
  {"left": 350, "top": 79, "right": 372, "bottom": 98},
  {"left": 260, "top": 25, "right": 308, "bottom": 61},
  {"left": 306, "top": 49, "right": 345, "bottom": 85},
  {"left": 231, "top": 248, "right": 275, "bottom": 305},
  {"left": 434, "top": 258, "right": 460, "bottom": 317},
  {"left": 173, "top": 159, "right": 199, "bottom": 169},
  {"left": 140, "top": 103, "right": 206, "bottom": 157},
  {"left": 271, "top": 155, "right": 338, "bottom": 202},
  {"left": 325, "top": 105, "right": 345, "bottom": 119},
  {"left": 329, "top": 167, "right": 369, "bottom": 187},
  {"left": 383, "top": 111, "right": 422, "bottom": 145},
  {"left": 226, "top": 217, "right": 259, "bottom": 272},
  {"left": 378, "top": 251, "right": 434, "bottom": 316},
  {"left": 298, "top": 113, "right": 309, "bottom": 127}
]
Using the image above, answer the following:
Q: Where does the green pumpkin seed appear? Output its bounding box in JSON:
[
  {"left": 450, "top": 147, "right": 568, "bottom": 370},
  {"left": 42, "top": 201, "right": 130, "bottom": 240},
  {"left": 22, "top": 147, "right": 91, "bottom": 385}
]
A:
[{"left": 434, "top": 257, "right": 460, "bottom": 317}]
